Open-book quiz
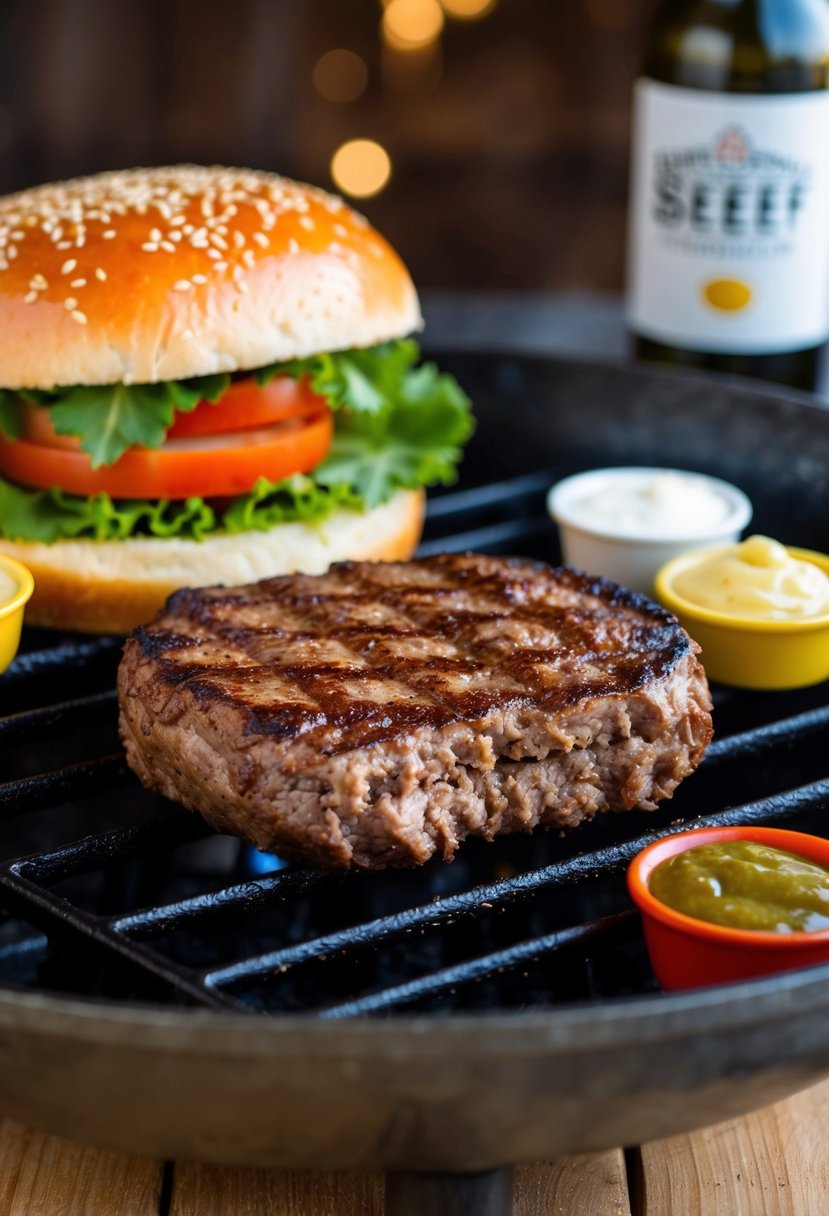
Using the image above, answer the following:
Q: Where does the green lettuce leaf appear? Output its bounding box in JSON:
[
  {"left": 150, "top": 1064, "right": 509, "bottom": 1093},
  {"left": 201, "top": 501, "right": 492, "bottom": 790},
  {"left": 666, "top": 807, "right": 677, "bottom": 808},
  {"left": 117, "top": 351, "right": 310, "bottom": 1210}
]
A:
[
  {"left": 0, "top": 474, "right": 365, "bottom": 544},
  {"left": 255, "top": 339, "right": 422, "bottom": 415},
  {"left": 0, "top": 478, "right": 217, "bottom": 543},
  {"left": 21, "top": 373, "right": 230, "bottom": 468},
  {"left": 0, "top": 391, "right": 22, "bottom": 439},
  {"left": 315, "top": 358, "right": 473, "bottom": 507}
]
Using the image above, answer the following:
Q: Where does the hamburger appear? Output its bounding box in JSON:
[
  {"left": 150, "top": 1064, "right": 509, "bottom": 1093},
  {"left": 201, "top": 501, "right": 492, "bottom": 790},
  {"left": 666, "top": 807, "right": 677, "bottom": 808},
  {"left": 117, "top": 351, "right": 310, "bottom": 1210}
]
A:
[{"left": 0, "top": 165, "right": 472, "bottom": 633}]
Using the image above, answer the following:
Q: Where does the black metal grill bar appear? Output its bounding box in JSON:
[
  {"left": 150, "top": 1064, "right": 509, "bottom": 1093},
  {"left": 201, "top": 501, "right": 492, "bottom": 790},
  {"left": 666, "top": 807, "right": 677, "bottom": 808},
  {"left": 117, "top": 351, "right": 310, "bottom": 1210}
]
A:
[
  {"left": 0, "top": 690, "right": 117, "bottom": 745},
  {"left": 109, "top": 867, "right": 346, "bottom": 938},
  {"left": 1, "top": 417, "right": 827, "bottom": 1019},
  {"left": 7, "top": 810, "right": 211, "bottom": 883},
  {"left": 424, "top": 470, "right": 555, "bottom": 519},
  {"left": 0, "top": 933, "right": 46, "bottom": 964},
  {"left": 0, "top": 754, "right": 129, "bottom": 820},
  {"left": 2, "top": 636, "right": 121, "bottom": 684},
  {"left": 317, "top": 911, "right": 638, "bottom": 1018},
  {"left": 0, "top": 868, "right": 244, "bottom": 1011},
  {"left": 705, "top": 705, "right": 829, "bottom": 763},
  {"left": 202, "top": 777, "right": 829, "bottom": 992},
  {"left": 416, "top": 515, "right": 552, "bottom": 558}
]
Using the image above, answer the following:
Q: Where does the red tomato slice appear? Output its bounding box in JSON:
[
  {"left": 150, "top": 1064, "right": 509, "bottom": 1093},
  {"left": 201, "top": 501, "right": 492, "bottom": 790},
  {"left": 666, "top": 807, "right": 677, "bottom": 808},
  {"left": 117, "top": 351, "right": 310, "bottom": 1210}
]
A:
[
  {"left": 20, "top": 375, "right": 323, "bottom": 448},
  {"left": 0, "top": 408, "right": 333, "bottom": 500},
  {"left": 166, "top": 375, "right": 323, "bottom": 439}
]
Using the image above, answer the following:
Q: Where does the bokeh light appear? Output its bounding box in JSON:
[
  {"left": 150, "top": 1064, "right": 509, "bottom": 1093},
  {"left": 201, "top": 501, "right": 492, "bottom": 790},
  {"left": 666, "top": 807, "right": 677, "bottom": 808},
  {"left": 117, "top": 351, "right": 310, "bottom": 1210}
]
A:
[
  {"left": 440, "top": 0, "right": 497, "bottom": 19},
  {"left": 382, "top": 0, "right": 445, "bottom": 51},
  {"left": 331, "top": 139, "right": 392, "bottom": 198},
  {"left": 313, "top": 49, "right": 369, "bottom": 104}
]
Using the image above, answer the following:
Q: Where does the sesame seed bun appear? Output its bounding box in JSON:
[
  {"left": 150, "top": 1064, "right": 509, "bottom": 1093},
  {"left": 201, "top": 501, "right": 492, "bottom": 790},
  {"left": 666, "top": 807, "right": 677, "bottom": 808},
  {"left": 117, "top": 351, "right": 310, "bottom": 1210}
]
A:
[
  {"left": 0, "top": 165, "right": 422, "bottom": 388},
  {"left": 0, "top": 489, "right": 425, "bottom": 634}
]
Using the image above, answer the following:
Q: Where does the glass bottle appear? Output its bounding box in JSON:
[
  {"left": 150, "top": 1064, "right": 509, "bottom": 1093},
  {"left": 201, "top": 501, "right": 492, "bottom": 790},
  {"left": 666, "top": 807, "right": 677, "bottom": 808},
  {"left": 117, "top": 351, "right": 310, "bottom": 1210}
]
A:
[{"left": 626, "top": 0, "right": 829, "bottom": 391}]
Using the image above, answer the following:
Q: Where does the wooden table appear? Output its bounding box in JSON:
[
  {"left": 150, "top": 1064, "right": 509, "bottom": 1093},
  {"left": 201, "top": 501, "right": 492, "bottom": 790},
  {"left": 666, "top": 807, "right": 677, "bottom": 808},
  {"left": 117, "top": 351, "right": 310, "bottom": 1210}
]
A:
[{"left": 2, "top": 1076, "right": 827, "bottom": 1214}]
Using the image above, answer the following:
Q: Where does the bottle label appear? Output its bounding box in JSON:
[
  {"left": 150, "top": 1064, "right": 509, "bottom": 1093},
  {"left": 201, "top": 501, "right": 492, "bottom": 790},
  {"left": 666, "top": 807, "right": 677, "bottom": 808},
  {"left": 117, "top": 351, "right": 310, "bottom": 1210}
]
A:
[{"left": 627, "top": 79, "right": 829, "bottom": 353}]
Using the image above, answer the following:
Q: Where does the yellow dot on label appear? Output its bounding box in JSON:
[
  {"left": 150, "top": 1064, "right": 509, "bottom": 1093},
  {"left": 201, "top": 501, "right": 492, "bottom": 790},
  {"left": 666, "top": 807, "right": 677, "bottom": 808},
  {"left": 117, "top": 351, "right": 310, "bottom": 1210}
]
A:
[{"left": 703, "top": 279, "right": 753, "bottom": 312}]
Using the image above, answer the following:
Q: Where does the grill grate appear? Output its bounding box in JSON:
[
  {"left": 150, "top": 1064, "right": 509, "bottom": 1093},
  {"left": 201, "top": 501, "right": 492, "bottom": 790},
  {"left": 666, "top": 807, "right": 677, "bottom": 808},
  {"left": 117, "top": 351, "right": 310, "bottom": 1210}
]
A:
[{"left": 2, "top": 462, "right": 829, "bottom": 1019}]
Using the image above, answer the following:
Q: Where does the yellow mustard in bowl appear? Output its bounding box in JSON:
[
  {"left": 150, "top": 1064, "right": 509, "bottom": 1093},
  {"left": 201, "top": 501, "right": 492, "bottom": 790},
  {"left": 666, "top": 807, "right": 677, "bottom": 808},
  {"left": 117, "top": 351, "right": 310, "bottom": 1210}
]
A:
[
  {"left": 0, "top": 554, "right": 34, "bottom": 673},
  {"left": 655, "top": 539, "right": 829, "bottom": 690},
  {"left": 672, "top": 535, "right": 829, "bottom": 621}
]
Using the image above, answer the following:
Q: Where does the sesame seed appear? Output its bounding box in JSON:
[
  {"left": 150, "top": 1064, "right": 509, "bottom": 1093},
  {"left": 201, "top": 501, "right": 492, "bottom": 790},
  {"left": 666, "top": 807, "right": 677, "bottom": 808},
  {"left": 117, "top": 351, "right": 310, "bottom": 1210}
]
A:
[
  {"left": 288, "top": 238, "right": 299, "bottom": 254},
  {"left": 242, "top": 249, "right": 255, "bottom": 267},
  {"left": 70, "top": 278, "right": 87, "bottom": 288},
  {"left": 142, "top": 242, "right": 159, "bottom": 252},
  {"left": 206, "top": 248, "right": 221, "bottom": 259},
  {"left": 170, "top": 215, "right": 186, "bottom": 226},
  {"left": 149, "top": 227, "right": 162, "bottom": 242},
  {"left": 56, "top": 241, "right": 72, "bottom": 250},
  {"left": 172, "top": 280, "right": 192, "bottom": 291},
  {"left": 95, "top": 268, "right": 107, "bottom": 281},
  {"left": 24, "top": 290, "right": 37, "bottom": 304},
  {"left": 61, "top": 258, "right": 77, "bottom": 274},
  {"left": 30, "top": 274, "right": 47, "bottom": 290},
  {"left": 191, "top": 273, "right": 207, "bottom": 284},
  {"left": 213, "top": 261, "right": 228, "bottom": 271},
  {"left": 160, "top": 240, "right": 176, "bottom": 253},
  {"left": 103, "top": 229, "right": 116, "bottom": 239},
  {"left": 64, "top": 297, "right": 78, "bottom": 311},
  {"left": 333, "top": 223, "right": 348, "bottom": 238},
  {"left": 71, "top": 309, "right": 87, "bottom": 325},
  {"left": 6, "top": 245, "right": 16, "bottom": 259},
  {"left": 238, "top": 280, "right": 249, "bottom": 294},
  {"left": 299, "top": 216, "right": 314, "bottom": 231},
  {"left": 252, "top": 232, "right": 268, "bottom": 248},
  {"left": 167, "top": 230, "right": 182, "bottom": 243},
  {"left": 233, "top": 231, "right": 245, "bottom": 248}
]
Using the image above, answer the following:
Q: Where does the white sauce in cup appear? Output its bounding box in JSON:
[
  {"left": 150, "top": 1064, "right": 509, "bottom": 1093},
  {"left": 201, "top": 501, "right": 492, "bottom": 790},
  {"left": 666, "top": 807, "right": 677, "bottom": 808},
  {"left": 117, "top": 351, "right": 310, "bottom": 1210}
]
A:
[{"left": 547, "top": 467, "right": 753, "bottom": 595}]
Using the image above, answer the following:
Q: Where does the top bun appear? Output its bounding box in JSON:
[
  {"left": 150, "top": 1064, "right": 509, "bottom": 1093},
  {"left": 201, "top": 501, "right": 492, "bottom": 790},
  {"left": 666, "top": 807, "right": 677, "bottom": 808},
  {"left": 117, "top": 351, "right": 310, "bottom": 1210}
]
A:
[{"left": 0, "top": 165, "right": 422, "bottom": 389}]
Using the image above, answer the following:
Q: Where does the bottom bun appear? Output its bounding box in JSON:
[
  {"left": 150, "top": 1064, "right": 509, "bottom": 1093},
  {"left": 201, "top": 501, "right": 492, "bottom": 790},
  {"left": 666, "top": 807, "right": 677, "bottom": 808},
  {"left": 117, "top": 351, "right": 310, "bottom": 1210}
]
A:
[{"left": 0, "top": 488, "right": 425, "bottom": 634}]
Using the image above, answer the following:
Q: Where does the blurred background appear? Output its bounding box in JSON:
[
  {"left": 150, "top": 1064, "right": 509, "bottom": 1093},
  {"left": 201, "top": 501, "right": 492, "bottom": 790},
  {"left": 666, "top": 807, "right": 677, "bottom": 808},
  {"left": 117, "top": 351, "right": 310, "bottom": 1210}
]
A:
[{"left": 0, "top": 0, "right": 655, "bottom": 299}]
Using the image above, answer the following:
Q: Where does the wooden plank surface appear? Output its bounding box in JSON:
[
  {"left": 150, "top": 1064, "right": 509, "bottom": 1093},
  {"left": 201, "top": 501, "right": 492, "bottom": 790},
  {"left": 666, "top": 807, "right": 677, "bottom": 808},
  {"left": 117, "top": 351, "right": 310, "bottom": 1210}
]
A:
[
  {"left": 515, "top": 1152, "right": 630, "bottom": 1215},
  {"left": 169, "top": 1151, "right": 631, "bottom": 1215},
  {"left": 637, "top": 1077, "right": 829, "bottom": 1216},
  {"left": 0, "top": 1119, "right": 161, "bottom": 1216},
  {"left": 5, "top": 1084, "right": 829, "bottom": 1215},
  {"left": 168, "top": 1152, "right": 627, "bottom": 1211}
]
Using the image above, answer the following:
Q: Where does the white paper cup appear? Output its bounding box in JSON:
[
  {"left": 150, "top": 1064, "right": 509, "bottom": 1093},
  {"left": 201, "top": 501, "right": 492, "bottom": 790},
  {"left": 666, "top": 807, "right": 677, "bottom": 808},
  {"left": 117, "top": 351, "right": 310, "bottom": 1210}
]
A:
[{"left": 547, "top": 467, "right": 753, "bottom": 596}]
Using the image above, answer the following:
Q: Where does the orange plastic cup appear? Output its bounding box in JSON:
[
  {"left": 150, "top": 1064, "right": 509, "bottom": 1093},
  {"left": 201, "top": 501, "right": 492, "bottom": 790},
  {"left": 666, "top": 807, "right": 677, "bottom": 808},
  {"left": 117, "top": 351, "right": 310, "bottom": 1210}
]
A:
[{"left": 627, "top": 826, "right": 829, "bottom": 991}]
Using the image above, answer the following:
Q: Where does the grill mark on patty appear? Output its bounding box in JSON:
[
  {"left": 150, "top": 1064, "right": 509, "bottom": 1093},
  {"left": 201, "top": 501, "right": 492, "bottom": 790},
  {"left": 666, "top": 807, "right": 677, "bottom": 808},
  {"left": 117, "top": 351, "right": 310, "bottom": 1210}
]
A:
[{"left": 133, "top": 554, "right": 694, "bottom": 753}]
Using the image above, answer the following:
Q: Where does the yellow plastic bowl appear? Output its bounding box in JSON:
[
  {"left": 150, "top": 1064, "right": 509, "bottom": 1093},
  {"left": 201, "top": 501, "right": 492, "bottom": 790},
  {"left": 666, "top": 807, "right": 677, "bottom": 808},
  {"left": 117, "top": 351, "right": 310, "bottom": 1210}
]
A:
[
  {"left": 0, "top": 554, "right": 34, "bottom": 673},
  {"left": 655, "top": 546, "right": 829, "bottom": 690}
]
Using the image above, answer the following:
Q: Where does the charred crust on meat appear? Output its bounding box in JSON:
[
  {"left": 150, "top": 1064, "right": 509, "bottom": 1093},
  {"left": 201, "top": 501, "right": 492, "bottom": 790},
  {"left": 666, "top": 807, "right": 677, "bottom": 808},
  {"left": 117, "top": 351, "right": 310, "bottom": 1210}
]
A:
[{"left": 118, "top": 553, "right": 713, "bottom": 869}]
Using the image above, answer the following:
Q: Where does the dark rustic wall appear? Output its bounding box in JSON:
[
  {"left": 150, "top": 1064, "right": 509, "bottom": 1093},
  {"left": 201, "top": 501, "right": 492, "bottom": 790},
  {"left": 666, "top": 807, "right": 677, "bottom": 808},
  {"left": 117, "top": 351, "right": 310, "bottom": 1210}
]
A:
[{"left": 0, "top": 0, "right": 657, "bottom": 291}]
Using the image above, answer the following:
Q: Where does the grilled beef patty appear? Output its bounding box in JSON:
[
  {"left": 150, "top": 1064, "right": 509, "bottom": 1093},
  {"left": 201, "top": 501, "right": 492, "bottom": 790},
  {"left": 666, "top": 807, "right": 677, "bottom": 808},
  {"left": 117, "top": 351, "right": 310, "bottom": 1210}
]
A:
[{"left": 118, "top": 554, "right": 713, "bottom": 869}]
